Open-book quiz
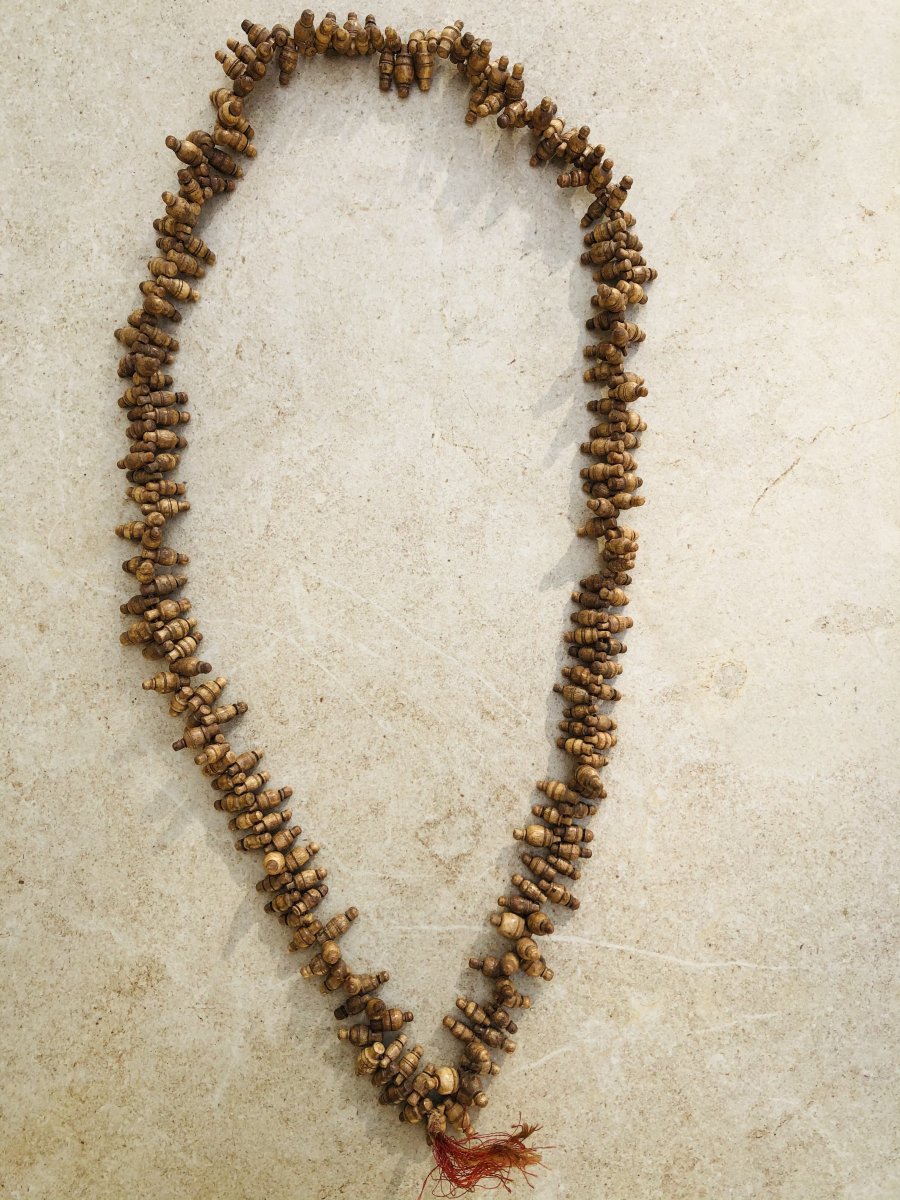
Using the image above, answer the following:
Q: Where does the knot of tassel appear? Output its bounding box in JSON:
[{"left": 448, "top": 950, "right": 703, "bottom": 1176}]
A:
[{"left": 418, "top": 1121, "right": 544, "bottom": 1197}]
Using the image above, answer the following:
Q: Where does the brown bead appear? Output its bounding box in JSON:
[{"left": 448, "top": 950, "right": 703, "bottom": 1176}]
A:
[
  {"left": 371, "top": 1006, "right": 413, "bottom": 1033},
  {"left": 490, "top": 911, "right": 525, "bottom": 939},
  {"left": 314, "top": 13, "right": 335, "bottom": 53},
  {"left": 378, "top": 44, "right": 395, "bottom": 90},
  {"left": 526, "top": 910, "right": 555, "bottom": 936},
  {"left": 393, "top": 45, "right": 414, "bottom": 98},
  {"left": 300, "top": 938, "right": 342, "bottom": 978},
  {"left": 321, "top": 959, "right": 350, "bottom": 992},
  {"left": 318, "top": 907, "right": 359, "bottom": 943},
  {"left": 444, "top": 1101, "right": 474, "bottom": 1135},
  {"left": 497, "top": 894, "right": 539, "bottom": 916},
  {"left": 521, "top": 851, "right": 579, "bottom": 884},
  {"left": 514, "top": 823, "right": 564, "bottom": 849},
  {"left": 408, "top": 30, "right": 433, "bottom": 91},
  {"left": 142, "top": 671, "right": 181, "bottom": 693},
  {"left": 282, "top": 884, "right": 327, "bottom": 921},
  {"left": 434, "top": 20, "right": 461, "bottom": 58},
  {"left": 343, "top": 970, "right": 390, "bottom": 997},
  {"left": 286, "top": 919, "right": 323, "bottom": 951},
  {"left": 493, "top": 979, "right": 531, "bottom": 1010},
  {"left": 293, "top": 9, "right": 316, "bottom": 55},
  {"left": 514, "top": 872, "right": 579, "bottom": 910},
  {"left": 355, "top": 1043, "right": 385, "bottom": 1075},
  {"left": 536, "top": 779, "right": 580, "bottom": 805}
]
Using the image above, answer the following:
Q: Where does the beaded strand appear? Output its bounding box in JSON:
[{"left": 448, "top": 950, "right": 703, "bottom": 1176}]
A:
[{"left": 114, "top": 13, "right": 654, "bottom": 1191}]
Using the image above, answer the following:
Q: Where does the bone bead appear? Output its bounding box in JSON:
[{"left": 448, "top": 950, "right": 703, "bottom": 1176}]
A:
[
  {"left": 216, "top": 769, "right": 271, "bottom": 796},
  {"left": 468, "top": 952, "right": 519, "bottom": 979},
  {"left": 263, "top": 850, "right": 286, "bottom": 876},
  {"left": 321, "top": 960, "right": 357, "bottom": 991},
  {"left": 300, "top": 939, "right": 342, "bottom": 977},
  {"left": 409, "top": 30, "right": 433, "bottom": 90},
  {"left": 475, "top": 1001, "right": 517, "bottom": 1036},
  {"left": 465, "top": 37, "right": 491, "bottom": 80},
  {"left": 546, "top": 853, "right": 582, "bottom": 881},
  {"left": 574, "top": 765, "right": 605, "bottom": 797},
  {"left": 320, "top": 960, "right": 350, "bottom": 992},
  {"left": 343, "top": 970, "right": 390, "bottom": 997},
  {"left": 533, "top": 798, "right": 597, "bottom": 821},
  {"left": 355, "top": 1043, "right": 385, "bottom": 1075},
  {"left": 286, "top": 920, "right": 323, "bottom": 951},
  {"left": 228, "top": 807, "right": 293, "bottom": 834},
  {"left": 497, "top": 894, "right": 539, "bottom": 916},
  {"left": 536, "top": 779, "right": 581, "bottom": 805},
  {"left": 455, "top": 997, "right": 490, "bottom": 1028},
  {"left": 551, "top": 841, "right": 593, "bottom": 862},
  {"left": 142, "top": 671, "right": 181, "bottom": 693},
  {"left": 444, "top": 1101, "right": 474, "bottom": 1136},
  {"left": 172, "top": 723, "right": 220, "bottom": 750},
  {"left": 522, "top": 852, "right": 580, "bottom": 884},
  {"left": 436, "top": 20, "right": 463, "bottom": 58},
  {"left": 335, "top": 993, "right": 382, "bottom": 1021},
  {"left": 314, "top": 13, "right": 336, "bottom": 52},
  {"left": 458, "top": 1072, "right": 490, "bottom": 1106},
  {"left": 461, "top": 1042, "right": 500, "bottom": 1076},
  {"left": 282, "top": 884, "right": 327, "bottom": 922},
  {"left": 388, "top": 1037, "right": 418, "bottom": 1080},
  {"left": 490, "top": 911, "right": 525, "bottom": 939},
  {"left": 393, "top": 45, "right": 413, "bottom": 97},
  {"left": 361, "top": 14, "right": 384, "bottom": 52},
  {"left": 492, "top": 979, "right": 531, "bottom": 1010},
  {"left": 214, "top": 124, "right": 256, "bottom": 157},
  {"left": 165, "top": 635, "right": 203, "bottom": 663},
  {"left": 513, "top": 824, "right": 558, "bottom": 849},
  {"left": 318, "top": 907, "right": 359, "bottom": 943},
  {"left": 515, "top": 936, "right": 540, "bottom": 963},
  {"left": 514, "top": 872, "right": 579, "bottom": 910},
  {"left": 523, "top": 958, "right": 554, "bottom": 981},
  {"left": 435, "top": 1065, "right": 460, "bottom": 1096},
  {"left": 139, "top": 573, "right": 187, "bottom": 598},
  {"left": 526, "top": 910, "right": 555, "bottom": 936},
  {"left": 378, "top": 44, "right": 395, "bottom": 90},
  {"left": 281, "top": 840, "right": 319, "bottom": 871},
  {"left": 237, "top": 823, "right": 302, "bottom": 853},
  {"left": 371, "top": 1007, "right": 413, "bottom": 1033},
  {"left": 293, "top": 9, "right": 315, "bottom": 54}
]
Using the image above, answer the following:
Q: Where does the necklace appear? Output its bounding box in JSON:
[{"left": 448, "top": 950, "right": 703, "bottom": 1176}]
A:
[{"left": 114, "top": 13, "right": 654, "bottom": 1196}]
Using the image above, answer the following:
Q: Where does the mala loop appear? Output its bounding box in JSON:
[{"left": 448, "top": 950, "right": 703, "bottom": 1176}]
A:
[
  {"left": 114, "top": 11, "right": 654, "bottom": 1187},
  {"left": 419, "top": 1120, "right": 544, "bottom": 1198}
]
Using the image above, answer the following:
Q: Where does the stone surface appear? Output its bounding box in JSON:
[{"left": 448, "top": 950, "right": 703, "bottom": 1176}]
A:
[{"left": 1, "top": 3, "right": 898, "bottom": 1198}]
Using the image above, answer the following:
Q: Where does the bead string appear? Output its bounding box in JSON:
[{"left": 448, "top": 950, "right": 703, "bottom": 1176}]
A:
[{"left": 114, "top": 13, "right": 654, "bottom": 1195}]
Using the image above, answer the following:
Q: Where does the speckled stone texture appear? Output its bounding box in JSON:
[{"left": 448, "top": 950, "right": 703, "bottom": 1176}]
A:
[{"left": 1, "top": 3, "right": 898, "bottom": 1198}]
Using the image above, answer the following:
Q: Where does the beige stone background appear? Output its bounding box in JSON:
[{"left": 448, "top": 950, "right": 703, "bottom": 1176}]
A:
[{"left": 1, "top": 2, "right": 898, "bottom": 1197}]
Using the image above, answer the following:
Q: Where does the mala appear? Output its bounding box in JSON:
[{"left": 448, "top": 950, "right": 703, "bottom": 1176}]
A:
[{"left": 113, "top": 14, "right": 655, "bottom": 1196}]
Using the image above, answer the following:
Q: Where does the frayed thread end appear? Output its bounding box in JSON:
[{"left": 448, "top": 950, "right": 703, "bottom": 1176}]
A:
[{"left": 418, "top": 1122, "right": 545, "bottom": 1198}]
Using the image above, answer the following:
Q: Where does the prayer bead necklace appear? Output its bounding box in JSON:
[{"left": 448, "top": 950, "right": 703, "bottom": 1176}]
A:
[{"left": 114, "top": 14, "right": 655, "bottom": 1195}]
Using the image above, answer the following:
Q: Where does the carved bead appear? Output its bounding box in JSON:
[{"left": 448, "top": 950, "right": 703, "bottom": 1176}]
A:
[
  {"left": 316, "top": 907, "right": 359, "bottom": 944},
  {"left": 393, "top": 45, "right": 414, "bottom": 97},
  {"left": 355, "top": 1043, "right": 385, "bottom": 1075},
  {"left": 343, "top": 970, "right": 390, "bottom": 997},
  {"left": 489, "top": 911, "right": 525, "bottom": 939},
  {"left": 286, "top": 920, "right": 323, "bottom": 951}
]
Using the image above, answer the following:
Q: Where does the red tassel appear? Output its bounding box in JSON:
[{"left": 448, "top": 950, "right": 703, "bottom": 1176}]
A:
[{"left": 417, "top": 1123, "right": 545, "bottom": 1198}]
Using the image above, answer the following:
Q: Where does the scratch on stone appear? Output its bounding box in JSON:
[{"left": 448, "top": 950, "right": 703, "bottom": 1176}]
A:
[
  {"left": 751, "top": 456, "right": 801, "bottom": 512},
  {"left": 297, "top": 569, "right": 529, "bottom": 725},
  {"left": 517, "top": 1044, "right": 573, "bottom": 1074},
  {"left": 751, "top": 422, "right": 849, "bottom": 513},
  {"left": 552, "top": 934, "right": 805, "bottom": 972}
]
